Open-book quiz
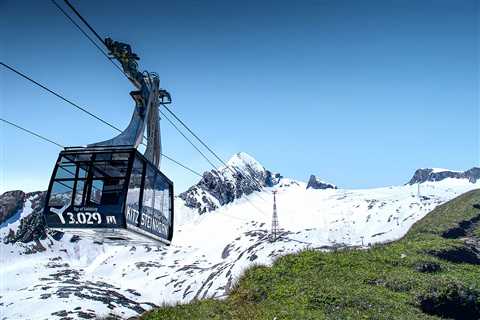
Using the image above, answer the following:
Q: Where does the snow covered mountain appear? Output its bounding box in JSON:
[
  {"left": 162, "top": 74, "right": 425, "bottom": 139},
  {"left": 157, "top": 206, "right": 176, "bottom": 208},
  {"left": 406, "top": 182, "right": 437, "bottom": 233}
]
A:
[
  {"left": 179, "top": 152, "right": 282, "bottom": 214},
  {"left": 1, "top": 154, "right": 479, "bottom": 320}
]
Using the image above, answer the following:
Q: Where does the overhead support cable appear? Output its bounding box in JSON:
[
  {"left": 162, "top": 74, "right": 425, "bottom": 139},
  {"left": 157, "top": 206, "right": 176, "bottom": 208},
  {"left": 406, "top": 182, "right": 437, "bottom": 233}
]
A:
[
  {"left": 1, "top": 62, "right": 122, "bottom": 133},
  {"left": 0, "top": 62, "right": 203, "bottom": 178},
  {"left": 63, "top": 0, "right": 105, "bottom": 45},
  {"left": 160, "top": 108, "right": 268, "bottom": 216},
  {"left": 50, "top": 0, "right": 126, "bottom": 77},
  {"left": 162, "top": 105, "right": 228, "bottom": 167},
  {"left": 158, "top": 154, "right": 203, "bottom": 178},
  {"left": 160, "top": 110, "right": 218, "bottom": 170},
  {"left": 0, "top": 118, "right": 64, "bottom": 148},
  {"left": 49, "top": 1, "right": 208, "bottom": 180},
  {"left": 160, "top": 108, "right": 267, "bottom": 205},
  {"left": 48, "top": 1, "right": 240, "bottom": 182},
  {"left": 162, "top": 104, "right": 267, "bottom": 192},
  {"left": 47, "top": 1, "right": 249, "bottom": 184},
  {"left": 51, "top": 0, "right": 257, "bottom": 179}
]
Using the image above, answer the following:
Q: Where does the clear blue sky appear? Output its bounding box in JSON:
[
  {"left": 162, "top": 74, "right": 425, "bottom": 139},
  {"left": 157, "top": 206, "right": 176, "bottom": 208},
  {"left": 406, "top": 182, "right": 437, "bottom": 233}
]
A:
[{"left": 1, "top": 0, "right": 478, "bottom": 193}]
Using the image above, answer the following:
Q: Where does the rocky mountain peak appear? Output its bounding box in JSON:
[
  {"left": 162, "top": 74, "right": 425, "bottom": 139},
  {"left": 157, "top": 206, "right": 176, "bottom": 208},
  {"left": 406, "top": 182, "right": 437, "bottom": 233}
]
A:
[
  {"left": 407, "top": 167, "right": 480, "bottom": 184},
  {"left": 179, "top": 152, "right": 282, "bottom": 214},
  {"left": 306, "top": 175, "right": 337, "bottom": 190},
  {"left": 226, "top": 152, "right": 264, "bottom": 172}
]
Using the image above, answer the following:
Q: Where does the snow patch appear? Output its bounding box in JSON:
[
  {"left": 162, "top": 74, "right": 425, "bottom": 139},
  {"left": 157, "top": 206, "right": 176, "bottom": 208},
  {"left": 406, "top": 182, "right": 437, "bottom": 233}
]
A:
[{"left": 226, "top": 152, "right": 265, "bottom": 173}]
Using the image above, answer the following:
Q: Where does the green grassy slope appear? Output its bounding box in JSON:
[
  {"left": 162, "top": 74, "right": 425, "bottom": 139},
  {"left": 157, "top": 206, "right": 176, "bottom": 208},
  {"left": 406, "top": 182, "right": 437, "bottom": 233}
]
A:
[{"left": 142, "top": 190, "right": 480, "bottom": 320}]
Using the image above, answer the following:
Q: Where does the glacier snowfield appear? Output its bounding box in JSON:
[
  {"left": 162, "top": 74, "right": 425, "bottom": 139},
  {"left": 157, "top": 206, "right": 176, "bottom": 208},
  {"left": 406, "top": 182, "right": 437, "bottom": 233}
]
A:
[{"left": 1, "top": 178, "right": 478, "bottom": 319}]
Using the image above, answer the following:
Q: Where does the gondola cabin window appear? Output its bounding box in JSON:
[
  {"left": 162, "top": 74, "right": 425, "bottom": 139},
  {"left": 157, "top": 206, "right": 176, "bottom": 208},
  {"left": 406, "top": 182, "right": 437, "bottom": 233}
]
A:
[
  {"left": 46, "top": 152, "right": 130, "bottom": 228},
  {"left": 141, "top": 164, "right": 171, "bottom": 239},
  {"left": 126, "top": 157, "right": 144, "bottom": 226}
]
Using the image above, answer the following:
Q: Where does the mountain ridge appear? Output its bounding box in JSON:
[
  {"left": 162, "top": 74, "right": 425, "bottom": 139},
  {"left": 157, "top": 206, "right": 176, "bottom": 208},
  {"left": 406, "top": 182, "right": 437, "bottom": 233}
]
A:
[{"left": 407, "top": 167, "right": 480, "bottom": 185}]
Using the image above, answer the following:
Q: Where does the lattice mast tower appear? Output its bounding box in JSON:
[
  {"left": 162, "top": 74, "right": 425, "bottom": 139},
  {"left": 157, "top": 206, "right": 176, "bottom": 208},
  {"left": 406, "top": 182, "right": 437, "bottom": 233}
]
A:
[{"left": 271, "top": 190, "right": 280, "bottom": 242}]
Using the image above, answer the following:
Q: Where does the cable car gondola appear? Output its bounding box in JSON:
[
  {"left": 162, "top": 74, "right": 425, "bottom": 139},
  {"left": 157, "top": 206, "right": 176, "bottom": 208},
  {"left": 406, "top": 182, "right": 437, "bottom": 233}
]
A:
[{"left": 43, "top": 38, "right": 174, "bottom": 245}]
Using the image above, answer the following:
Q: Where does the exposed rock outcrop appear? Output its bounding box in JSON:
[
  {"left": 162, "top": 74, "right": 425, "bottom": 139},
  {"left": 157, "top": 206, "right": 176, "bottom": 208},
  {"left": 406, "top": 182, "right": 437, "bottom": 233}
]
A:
[
  {"left": 0, "top": 190, "right": 26, "bottom": 224},
  {"left": 3, "top": 191, "right": 63, "bottom": 244},
  {"left": 179, "top": 152, "right": 282, "bottom": 214},
  {"left": 306, "top": 175, "right": 337, "bottom": 190},
  {"left": 408, "top": 167, "right": 480, "bottom": 185}
]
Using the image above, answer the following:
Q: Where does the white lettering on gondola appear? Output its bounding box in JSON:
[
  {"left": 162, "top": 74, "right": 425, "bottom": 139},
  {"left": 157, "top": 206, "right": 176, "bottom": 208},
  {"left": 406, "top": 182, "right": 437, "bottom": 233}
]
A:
[
  {"left": 140, "top": 213, "right": 168, "bottom": 236},
  {"left": 126, "top": 207, "right": 140, "bottom": 223},
  {"left": 51, "top": 208, "right": 102, "bottom": 225},
  {"left": 106, "top": 215, "right": 117, "bottom": 224}
]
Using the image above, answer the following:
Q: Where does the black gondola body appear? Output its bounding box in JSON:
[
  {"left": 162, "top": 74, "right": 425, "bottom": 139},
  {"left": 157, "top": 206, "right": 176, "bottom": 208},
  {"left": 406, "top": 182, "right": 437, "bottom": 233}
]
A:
[{"left": 44, "top": 147, "right": 174, "bottom": 244}]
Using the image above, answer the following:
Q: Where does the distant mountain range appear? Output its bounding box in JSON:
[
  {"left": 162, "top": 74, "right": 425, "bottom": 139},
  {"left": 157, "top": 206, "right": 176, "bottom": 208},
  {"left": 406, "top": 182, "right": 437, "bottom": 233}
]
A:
[
  {"left": 408, "top": 167, "right": 480, "bottom": 184},
  {"left": 178, "top": 151, "right": 479, "bottom": 214}
]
